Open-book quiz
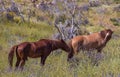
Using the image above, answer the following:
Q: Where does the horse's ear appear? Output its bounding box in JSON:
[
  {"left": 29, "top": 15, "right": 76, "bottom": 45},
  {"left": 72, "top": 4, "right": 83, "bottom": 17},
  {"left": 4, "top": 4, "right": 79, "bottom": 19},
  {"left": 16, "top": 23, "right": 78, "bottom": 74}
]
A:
[{"left": 107, "top": 29, "right": 114, "bottom": 34}]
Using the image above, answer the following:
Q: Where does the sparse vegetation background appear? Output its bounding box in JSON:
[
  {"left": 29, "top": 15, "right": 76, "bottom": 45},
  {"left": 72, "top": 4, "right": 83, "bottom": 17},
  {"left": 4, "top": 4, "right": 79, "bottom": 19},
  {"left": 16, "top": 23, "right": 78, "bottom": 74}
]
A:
[{"left": 0, "top": 0, "right": 120, "bottom": 77}]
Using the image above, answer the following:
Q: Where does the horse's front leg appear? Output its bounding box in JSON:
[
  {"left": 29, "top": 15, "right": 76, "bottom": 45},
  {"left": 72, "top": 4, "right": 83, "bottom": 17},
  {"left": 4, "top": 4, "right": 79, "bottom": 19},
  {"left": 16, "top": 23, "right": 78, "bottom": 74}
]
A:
[
  {"left": 97, "top": 49, "right": 102, "bottom": 60},
  {"left": 94, "top": 49, "right": 102, "bottom": 66},
  {"left": 40, "top": 51, "right": 51, "bottom": 66},
  {"left": 40, "top": 55, "right": 48, "bottom": 66}
]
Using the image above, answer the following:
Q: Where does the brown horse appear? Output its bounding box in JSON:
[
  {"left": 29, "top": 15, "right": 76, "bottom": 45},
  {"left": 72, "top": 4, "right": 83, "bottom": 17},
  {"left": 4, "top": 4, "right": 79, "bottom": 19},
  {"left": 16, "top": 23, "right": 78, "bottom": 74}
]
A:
[
  {"left": 67, "top": 29, "right": 113, "bottom": 61},
  {"left": 8, "top": 39, "right": 70, "bottom": 70}
]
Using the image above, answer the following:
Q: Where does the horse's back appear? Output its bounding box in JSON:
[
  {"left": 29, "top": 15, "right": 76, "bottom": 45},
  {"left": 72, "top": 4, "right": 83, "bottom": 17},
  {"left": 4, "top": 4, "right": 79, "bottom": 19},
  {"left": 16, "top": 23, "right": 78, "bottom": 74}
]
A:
[
  {"left": 17, "top": 42, "right": 32, "bottom": 54},
  {"left": 70, "top": 33, "right": 101, "bottom": 50},
  {"left": 72, "top": 36, "right": 84, "bottom": 42},
  {"left": 18, "top": 42, "right": 30, "bottom": 48}
]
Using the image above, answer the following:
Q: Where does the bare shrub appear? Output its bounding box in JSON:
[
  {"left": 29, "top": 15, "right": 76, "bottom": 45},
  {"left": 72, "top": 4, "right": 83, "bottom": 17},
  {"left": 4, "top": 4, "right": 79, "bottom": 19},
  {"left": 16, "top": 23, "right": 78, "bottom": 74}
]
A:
[{"left": 89, "top": 0, "right": 101, "bottom": 7}]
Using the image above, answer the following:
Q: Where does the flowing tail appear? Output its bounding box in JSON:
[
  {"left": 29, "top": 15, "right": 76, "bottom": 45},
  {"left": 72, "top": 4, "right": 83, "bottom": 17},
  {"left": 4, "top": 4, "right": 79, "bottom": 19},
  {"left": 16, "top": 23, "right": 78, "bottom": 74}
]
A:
[{"left": 8, "top": 45, "right": 18, "bottom": 69}]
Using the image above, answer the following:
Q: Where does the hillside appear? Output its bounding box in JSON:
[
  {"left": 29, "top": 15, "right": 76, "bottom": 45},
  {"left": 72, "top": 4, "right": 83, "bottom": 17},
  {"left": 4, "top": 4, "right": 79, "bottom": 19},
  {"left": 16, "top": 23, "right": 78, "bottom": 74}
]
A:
[{"left": 0, "top": 0, "right": 120, "bottom": 77}]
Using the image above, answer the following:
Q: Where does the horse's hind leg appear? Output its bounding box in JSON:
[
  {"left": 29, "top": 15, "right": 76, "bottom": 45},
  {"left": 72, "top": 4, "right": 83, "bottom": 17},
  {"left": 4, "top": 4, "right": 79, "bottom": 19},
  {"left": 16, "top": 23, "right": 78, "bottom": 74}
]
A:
[
  {"left": 67, "top": 51, "right": 74, "bottom": 61},
  {"left": 19, "top": 59, "right": 26, "bottom": 70},
  {"left": 15, "top": 57, "right": 21, "bottom": 70},
  {"left": 67, "top": 46, "right": 79, "bottom": 63},
  {"left": 15, "top": 51, "right": 21, "bottom": 70}
]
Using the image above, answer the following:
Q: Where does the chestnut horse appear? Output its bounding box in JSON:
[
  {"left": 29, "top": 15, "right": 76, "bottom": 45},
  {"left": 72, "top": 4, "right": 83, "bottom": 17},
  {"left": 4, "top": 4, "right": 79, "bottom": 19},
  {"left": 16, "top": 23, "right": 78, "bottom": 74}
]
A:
[
  {"left": 8, "top": 39, "right": 70, "bottom": 70},
  {"left": 67, "top": 29, "right": 113, "bottom": 61}
]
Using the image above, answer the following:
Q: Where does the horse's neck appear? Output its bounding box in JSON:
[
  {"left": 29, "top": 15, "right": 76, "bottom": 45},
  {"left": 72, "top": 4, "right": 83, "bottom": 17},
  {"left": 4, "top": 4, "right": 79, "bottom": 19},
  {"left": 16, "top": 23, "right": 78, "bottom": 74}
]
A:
[{"left": 52, "top": 41, "right": 62, "bottom": 50}]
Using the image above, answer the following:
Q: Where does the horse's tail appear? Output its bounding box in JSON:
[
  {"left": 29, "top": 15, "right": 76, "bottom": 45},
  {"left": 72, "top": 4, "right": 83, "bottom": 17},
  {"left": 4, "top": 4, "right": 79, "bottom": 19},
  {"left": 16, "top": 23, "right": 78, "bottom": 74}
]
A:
[{"left": 8, "top": 45, "right": 18, "bottom": 69}]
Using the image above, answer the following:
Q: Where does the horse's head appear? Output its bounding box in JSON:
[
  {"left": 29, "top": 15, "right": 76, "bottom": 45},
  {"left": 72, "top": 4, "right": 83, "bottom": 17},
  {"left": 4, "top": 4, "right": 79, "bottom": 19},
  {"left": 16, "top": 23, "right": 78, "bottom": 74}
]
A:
[
  {"left": 60, "top": 39, "right": 70, "bottom": 53},
  {"left": 100, "top": 29, "right": 113, "bottom": 42}
]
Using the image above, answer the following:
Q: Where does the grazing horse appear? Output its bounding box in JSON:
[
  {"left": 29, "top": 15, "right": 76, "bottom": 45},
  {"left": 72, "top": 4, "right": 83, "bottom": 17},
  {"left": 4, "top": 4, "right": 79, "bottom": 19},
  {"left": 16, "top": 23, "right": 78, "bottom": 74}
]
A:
[
  {"left": 8, "top": 39, "right": 70, "bottom": 70},
  {"left": 67, "top": 29, "right": 113, "bottom": 61}
]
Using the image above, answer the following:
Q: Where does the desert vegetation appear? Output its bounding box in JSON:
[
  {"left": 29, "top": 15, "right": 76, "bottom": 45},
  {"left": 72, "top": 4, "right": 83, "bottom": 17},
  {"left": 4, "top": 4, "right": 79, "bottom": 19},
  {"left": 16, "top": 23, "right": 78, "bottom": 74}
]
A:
[{"left": 0, "top": 0, "right": 120, "bottom": 77}]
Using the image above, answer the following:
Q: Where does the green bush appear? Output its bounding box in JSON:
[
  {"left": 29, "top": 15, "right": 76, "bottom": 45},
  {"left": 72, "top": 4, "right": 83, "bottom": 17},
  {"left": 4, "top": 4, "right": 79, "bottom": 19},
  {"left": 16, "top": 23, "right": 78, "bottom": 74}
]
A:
[{"left": 110, "top": 18, "right": 120, "bottom": 26}]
